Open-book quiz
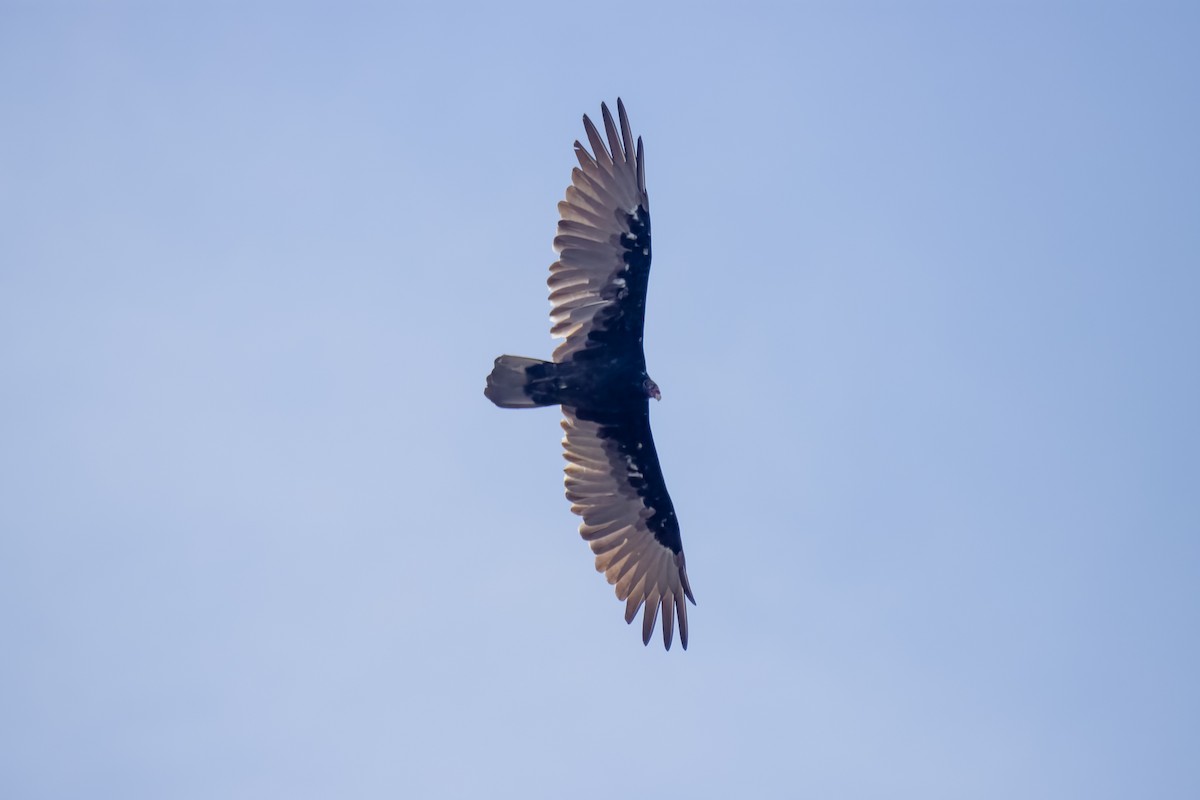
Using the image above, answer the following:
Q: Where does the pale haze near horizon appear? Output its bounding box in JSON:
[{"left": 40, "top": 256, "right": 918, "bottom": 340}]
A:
[{"left": 2, "top": 3, "right": 1198, "bottom": 798}]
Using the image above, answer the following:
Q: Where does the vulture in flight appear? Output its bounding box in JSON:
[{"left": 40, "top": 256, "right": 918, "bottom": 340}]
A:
[{"left": 484, "top": 99, "right": 695, "bottom": 650}]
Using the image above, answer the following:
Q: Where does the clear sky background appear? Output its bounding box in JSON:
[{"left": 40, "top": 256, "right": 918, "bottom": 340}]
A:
[{"left": 2, "top": 2, "right": 1198, "bottom": 798}]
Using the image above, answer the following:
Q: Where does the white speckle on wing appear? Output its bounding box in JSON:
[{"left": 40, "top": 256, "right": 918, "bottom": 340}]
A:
[{"left": 641, "top": 248, "right": 649, "bottom": 256}]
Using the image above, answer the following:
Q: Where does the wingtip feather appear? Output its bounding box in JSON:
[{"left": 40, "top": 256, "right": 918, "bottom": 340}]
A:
[
  {"left": 582, "top": 113, "right": 612, "bottom": 167},
  {"left": 661, "top": 596, "right": 675, "bottom": 650},
  {"left": 601, "top": 102, "right": 623, "bottom": 164},
  {"left": 617, "top": 98, "right": 634, "bottom": 162},
  {"left": 641, "top": 596, "right": 659, "bottom": 645}
]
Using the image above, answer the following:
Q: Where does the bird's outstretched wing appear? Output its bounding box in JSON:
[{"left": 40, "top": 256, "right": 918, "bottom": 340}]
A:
[
  {"left": 548, "top": 99, "right": 651, "bottom": 363},
  {"left": 561, "top": 405, "right": 695, "bottom": 649}
]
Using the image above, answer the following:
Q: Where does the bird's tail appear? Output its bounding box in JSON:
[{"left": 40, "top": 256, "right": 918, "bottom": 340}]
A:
[{"left": 484, "top": 355, "right": 560, "bottom": 408}]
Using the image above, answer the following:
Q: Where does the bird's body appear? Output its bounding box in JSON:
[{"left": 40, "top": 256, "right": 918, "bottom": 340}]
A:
[
  {"left": 485, "top": 100, "right": 694, "bottom": 650},
  {"left": 488, "top": 356, "right": 649, "bottom": 409}
]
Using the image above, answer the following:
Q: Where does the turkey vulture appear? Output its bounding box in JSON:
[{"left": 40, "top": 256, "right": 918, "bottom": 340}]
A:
[{"left": 484, "top": 99, "right": 695, "bottom": 650}]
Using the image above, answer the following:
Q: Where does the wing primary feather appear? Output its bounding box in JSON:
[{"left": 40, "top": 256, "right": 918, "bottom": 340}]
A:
[
  {"left": 677, "top": 592, "right": 690, "bottom": 650},
  {"left": 611, "top": 541, "right": 651, "bottom": 591},
  {"left": 624, "top": 593, "right": 643, "bottom": 624},
  {"left": 661, "top": 595, "right": 675, "bottom": 650},
  {"left": 582, "top": 114, "right": 613, "bottom": 168},
  {"left": 573, "top": 141, "right": 597, "bottom": 171},
  {"left": 617, "top": 99, "right": 634, "bottom": 164},
  {"left": 676, "top": 552, "right": 696, "bottom": 604},
  {"left": 641, "top": 593, "right": 660, "bottom": 645},
  {"left": 620, "top": 570, "right": 651, "bottom": 608},
  {"left": 635, "top": 137, "right": 645, "bottom": 195},
  {"left": 601, "top": 102, "right": 624, "bottom": 164}
]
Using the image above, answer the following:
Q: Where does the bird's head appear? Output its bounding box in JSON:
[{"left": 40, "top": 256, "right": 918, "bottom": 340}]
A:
[{"left": 643, "top": 377, "right": 661, "bottom": 401}]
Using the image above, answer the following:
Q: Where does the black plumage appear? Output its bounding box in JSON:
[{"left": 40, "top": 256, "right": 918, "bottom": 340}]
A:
[{"left": 484, "top": 99, "right": 695, "bottom": 650}]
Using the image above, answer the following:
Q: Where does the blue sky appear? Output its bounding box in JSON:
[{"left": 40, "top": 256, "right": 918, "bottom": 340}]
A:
[{"left": 2, "top": 2, "right": 1198, "bottom": 798}]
